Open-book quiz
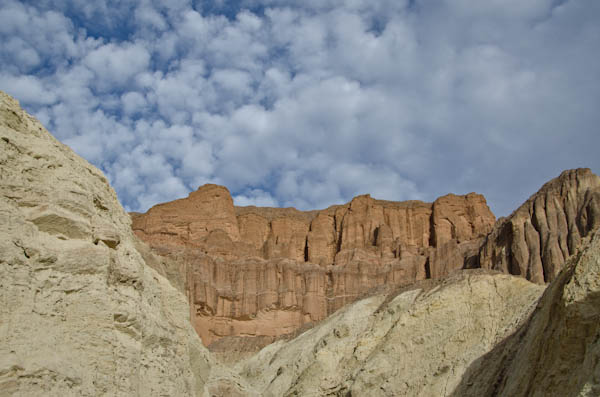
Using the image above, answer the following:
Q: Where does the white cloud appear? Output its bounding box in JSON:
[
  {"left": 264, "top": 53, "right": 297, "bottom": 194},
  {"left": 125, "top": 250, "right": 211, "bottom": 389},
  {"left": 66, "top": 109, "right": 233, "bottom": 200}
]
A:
[
  {"left": 84, "top": 42, "right": 151, "bottom": 89},
  {"left": 1, "top": 0, "right": 599, "bottom": 217},
  {"left": 0, "top": 74, "right": 56, "bottom": 105},
  {"left": 121, "top": 91, "right": 147, "bottom": 115},
  {"left": 234, "top": 189, "right": 278, "bottom": 207}
]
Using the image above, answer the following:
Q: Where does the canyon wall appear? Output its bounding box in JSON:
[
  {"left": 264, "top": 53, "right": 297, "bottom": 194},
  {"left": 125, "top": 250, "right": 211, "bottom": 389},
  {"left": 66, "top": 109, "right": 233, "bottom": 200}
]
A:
[
  {"left": 133, "top": 167, "right": 600, "bottom": 346},
  {"left": 0, "top": 91, "right": 217, "bottom": 396},
  {"left": 132, "top": 184, "right": 496, "bottom": 344}
]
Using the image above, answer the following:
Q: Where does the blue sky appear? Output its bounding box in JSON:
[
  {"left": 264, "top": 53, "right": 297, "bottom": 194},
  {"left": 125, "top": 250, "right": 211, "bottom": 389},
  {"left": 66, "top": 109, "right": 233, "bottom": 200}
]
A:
[{"left": 1, "top": 0, "right": 599, "bottom": 216}]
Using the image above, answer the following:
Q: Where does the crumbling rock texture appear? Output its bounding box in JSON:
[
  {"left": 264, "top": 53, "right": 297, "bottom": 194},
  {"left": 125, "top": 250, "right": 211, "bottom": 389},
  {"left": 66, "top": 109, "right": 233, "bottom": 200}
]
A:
[
  {"left": 0, "top": 91, "right": 215, "bottom": 396},
  {"left": 133, "top": 182, "right": 496, "bottom": 344},
  {"left": 479, "top": 168, "right": 600, "bottom": 283},
  {"left": 233, "top": 270, "right": 546, "bottom": 396},
  {"left": 452, "top": 228, "right": 600, "bottom": 397}
]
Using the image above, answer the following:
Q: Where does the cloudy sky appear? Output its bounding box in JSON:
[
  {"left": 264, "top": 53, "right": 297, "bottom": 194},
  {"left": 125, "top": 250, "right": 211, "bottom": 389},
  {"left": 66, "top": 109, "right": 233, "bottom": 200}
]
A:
[{"left": 1, "top": 0, "right": 599, "bottom": 216}]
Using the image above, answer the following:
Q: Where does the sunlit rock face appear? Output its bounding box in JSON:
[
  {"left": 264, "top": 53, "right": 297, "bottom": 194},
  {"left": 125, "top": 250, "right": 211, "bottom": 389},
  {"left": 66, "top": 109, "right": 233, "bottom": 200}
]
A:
[
  {"left": 134, "top": 148, "right": 600, "bottom": 347},
  {"left": 133, "top": 175, "right": 497, "bottom": 345},
  {"left": 0, "top": 90, "right": 215, "bottom": 396}
]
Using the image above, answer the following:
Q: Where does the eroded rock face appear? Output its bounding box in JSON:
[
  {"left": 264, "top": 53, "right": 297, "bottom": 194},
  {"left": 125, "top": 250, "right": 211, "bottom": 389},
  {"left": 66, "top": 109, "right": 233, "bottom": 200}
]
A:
[
  {"left": 0, "top": 91, "right": 215, "bottom": 396},
  {"left": 234, "top": 271, "right": 545, "bottom": 396},
  {"left": 479, "top": 168, "right": 600, "bottom": 283},
  {"left": 452, "top": 228, "right": 600, "bottom": 397},
  {"left": 133, "top": 181, "right": 496, "bottom": 344},
  {"left": 131, "top": 151, "right": 600, "bottom": 347},
  {"left": 232, "top": 227, "right": 600, "bottom": 396}
]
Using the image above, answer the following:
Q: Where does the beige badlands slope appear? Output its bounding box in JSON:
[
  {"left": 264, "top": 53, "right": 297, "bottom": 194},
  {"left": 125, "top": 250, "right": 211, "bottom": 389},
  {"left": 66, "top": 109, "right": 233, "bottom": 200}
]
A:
[
  {"left": 233, "top": 230, "right": 600, "bottom": 397},
  {"left": 0, "top": 92, "right": 219, "bottom": 395},
  {"left": 452, "top": 228, "right": 600, "bottom": 397},
  {"left": 233, "top": 271, "right": 544, "bottom": 396}
]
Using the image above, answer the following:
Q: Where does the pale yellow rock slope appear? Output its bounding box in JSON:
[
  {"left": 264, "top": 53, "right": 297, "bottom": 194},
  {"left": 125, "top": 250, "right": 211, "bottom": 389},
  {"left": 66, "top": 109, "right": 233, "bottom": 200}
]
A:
[
  {"left": 452, "top": 228, "right": 600, "bottom": 397},
  {"left": 234, "top": 271, "right": 544, "bottom": 396},
  {"left": 0, "top": 91, "right": 217, "bottom": 396}
]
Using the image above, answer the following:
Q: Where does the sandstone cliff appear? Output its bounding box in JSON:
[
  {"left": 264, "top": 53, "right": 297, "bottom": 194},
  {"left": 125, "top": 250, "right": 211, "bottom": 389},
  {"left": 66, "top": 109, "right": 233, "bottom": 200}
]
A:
[
  {"left": 132, "top": 183, "right": 496, "bottom": 344},
  {"left": 478, "top": 168, "right": 600, "bottom": 283},
  {"left": 132, "top": 165, "right": 600, "bottom": 346},
  {"left": 0, "top": 91, "right": 216, "bottom": 396},
  {"left": 133, "top": 185, "right": 495, "bottom": 268}
]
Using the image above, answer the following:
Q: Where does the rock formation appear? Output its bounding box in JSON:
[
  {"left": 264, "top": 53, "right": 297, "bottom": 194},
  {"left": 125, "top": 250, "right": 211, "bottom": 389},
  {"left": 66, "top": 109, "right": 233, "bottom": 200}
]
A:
[
  {"left": 234, "top": 271, "right": 546, "bottom": 396},
  {"left": 229, "top": 226, "right": 600, "bottom": 396},
  {"left": 0, "top": 91, "right": 215, "bottom": 395},
  {"left": 478, "top": 168, "right": 600, "bottom": 283},
  {"left": 132, "top": 183, "right": 496, "bottom": 344},
  {"left": 2, "top": 89, "right": 600, "bottom": 396},
  {"left": 133, "top": 167, "right": 600, "bottom": 346},
  {"left": 452, "top": 227, "right": 600, "bottom": 396},
  {"left": 133, "top": 186, "right": 495, "bottom": 267}
]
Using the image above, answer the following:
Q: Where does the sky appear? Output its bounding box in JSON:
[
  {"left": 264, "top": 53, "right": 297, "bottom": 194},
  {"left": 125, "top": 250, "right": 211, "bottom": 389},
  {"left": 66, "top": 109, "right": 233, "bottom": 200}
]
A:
[{"left": 1, "top": 0, "right": 599, "bottom": 216}]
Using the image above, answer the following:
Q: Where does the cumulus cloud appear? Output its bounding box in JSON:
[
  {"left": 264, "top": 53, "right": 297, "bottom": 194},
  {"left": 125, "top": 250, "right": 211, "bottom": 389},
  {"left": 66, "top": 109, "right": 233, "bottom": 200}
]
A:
[
  {"left": 0, "top": 75, "right": 57, "bottom": 105},
  {"left": 233, "top": 189, "right": 278, "bottom": 207},
  {"left": 84, "top": 42, "right": 151, "bottom": 90},
  {"left": 1, "top": 0, "right": 599, "bottom": 215}
]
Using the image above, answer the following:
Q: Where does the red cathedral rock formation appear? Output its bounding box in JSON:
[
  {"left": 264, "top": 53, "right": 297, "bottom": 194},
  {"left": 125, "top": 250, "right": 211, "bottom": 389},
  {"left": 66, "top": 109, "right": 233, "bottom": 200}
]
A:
[
  {"left": 132, "top": 169, "right": 600, "bottom": 346},
  {"left": 132, "top": 186, "right": 496, "bottom": 345}
]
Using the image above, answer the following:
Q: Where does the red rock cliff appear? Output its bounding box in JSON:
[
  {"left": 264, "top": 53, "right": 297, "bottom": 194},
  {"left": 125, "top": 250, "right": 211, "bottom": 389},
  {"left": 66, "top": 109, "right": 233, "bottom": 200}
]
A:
[{"left": 132, "top": 186, "right": 495, "bottom": 344}]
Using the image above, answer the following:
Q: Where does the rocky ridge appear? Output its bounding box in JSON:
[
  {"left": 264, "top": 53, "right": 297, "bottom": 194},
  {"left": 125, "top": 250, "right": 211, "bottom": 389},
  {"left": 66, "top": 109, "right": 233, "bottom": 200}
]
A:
[
  {"left": 478, "top": 168, "right": 600, "bottom": 283},
  {"left": 132, "top": 183, "right": 496, "bottom": 344},
  {"left": 0, "top": 91, "right": 222, "bottom": 395},
  {"left": 132, "top": 167, "right": 600, "bottom": 346}
]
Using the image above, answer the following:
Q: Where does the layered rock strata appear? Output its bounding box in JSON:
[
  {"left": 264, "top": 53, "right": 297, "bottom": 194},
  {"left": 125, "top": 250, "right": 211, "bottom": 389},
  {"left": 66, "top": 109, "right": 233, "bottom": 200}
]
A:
[
  {"left": 133, "top": 184, "right": 496, "bottom": 344},
  {"left": 478, "top": 168, "right": 600, "bottom": 283},
  {"left": 0, "top": 91, "right": 216, "bottom": 396}
]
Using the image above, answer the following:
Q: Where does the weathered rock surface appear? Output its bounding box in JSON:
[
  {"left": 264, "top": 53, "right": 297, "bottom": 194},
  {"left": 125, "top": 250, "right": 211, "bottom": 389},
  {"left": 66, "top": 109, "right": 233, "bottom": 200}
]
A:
[
  {"left": 233, "top": 271, "right": 545, "bottom": 396},
  {"left": 479, "top": 168, "right": 600, "bottom": 283},
  {"left": 0, "top": 91, "right": 216, "bottom": 396},
  {"left": 227, "top": 226, "right": 600, "bottom": 396},
  {"left": 133, "top": 183, "right": 496, "bottom": 344},
  {"left": 133, "top": 187, "right": 495, "bottom": 267},
  {"left": 453, "top": 228, "right": 600, "bottom": 397}
]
